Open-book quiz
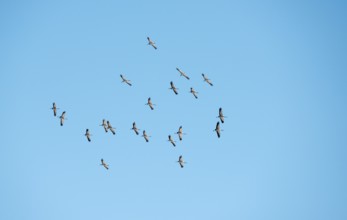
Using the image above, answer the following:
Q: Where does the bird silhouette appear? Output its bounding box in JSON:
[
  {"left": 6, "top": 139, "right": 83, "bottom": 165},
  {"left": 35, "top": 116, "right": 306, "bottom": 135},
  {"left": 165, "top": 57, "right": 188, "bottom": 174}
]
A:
[
  {"left": 100, "top": 159, "right": 109, "bottom": 170},
  {"left": 176, "top": 68, "right": 190, "bottom": 80},
  {"left": 202, "top": 73, "right": 213, "bottom": 86},
  {"left": 147, "top": 37, "right": 157, "bottom": 50}
]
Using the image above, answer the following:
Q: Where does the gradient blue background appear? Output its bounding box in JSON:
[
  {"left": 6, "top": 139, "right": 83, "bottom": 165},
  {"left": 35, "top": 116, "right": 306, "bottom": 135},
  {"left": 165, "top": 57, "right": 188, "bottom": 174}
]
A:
[{"left": 1, "top": 0, "right": 346, "bottom": 219}]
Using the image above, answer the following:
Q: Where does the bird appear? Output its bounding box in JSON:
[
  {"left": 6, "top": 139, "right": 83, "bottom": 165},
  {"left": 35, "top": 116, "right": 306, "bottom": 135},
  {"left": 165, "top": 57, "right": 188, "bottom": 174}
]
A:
[
  {"left": 214, "top": 121, "right": 221, "bottom": 138},
  {"left": 51, "top": 102, "right": 59, "bottom": 117},
  {"left": 59, "top": 111, "right": 66, "bottom": 126},
  {"left": 177, "top": 155, "right": 186, "bottom": 168},
  {"left": 176, "top": 68, "right": 190, "bottom": 80},
  {"left": 100, "top": 159, "right": 109, "bottom": 170},
  {"left": 176, "top": 126, "right": 186, "bottom": 141},
  {"left": 169, "top": 81, "right": 178, "bottom": 95},
  {"left": 85, "top": 129, "right": 91, "bottom": 142},
  {"left": 168, "top": 135, "right": 176, "bottom": 147},
  {"left": 107, "top": 121, "right": 116, "bottom": 135},
  {"left": 147, "top": 37, "right": 157, "bottom": 50},
  {"left": 120, "top": 74, "right": 132, "bottom": 86},
  {"left": 100, "top": 119, "right": 108, "bottom": 132},
  {"left": 131, "top": 122, "right": 140, "bottom": 135},
  {"left": 146, "top": 97, "right": 155, "bottom": 110},
  {"left": 217, "top": 107, "right": 226, "bottom": 123},
  {"left": 142, "top": 130, "right": 150, "bottom": 142},
  {"left": 202, "top": 73, "right": 213, "bottom": 86},
  {"left": 190, "top": 87, "right": 198, "bottom": 99}
]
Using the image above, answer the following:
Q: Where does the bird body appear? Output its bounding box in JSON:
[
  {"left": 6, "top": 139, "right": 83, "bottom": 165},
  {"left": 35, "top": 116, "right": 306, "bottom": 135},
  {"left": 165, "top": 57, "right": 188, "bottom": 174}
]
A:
[
  {"left": 142, "top": 130, "right": 149, "bottom": 142},
  {"left": 202, "top": 73, "right": 213, "bottom": 86},
  {"left": 107, "top": 121, "right": 116, "bottom": 135},
  {"left": 146, "top": 97, "right": 155, "bottom": 110},
  {"left": 100, "top": 159, "right": 109, "bottom": 170},
  {"left": 85, "top": 129, "right": 91, "bottom": 142},
  {"left": 176, "top": 126, "right": 185, "bottom": 141},
  {"left": 59, "top": 111, "right": 66, "bottom": 126},
  {"left": 176, "top": 68, "right": 190, "bottom": 80},
  {"left": 177, "top": 155, "right": 186, "bottom": 168},
  {"left": 132, "top": 122, "right": 140, "bottom": 135},
  {"left": 215, "top": 121, "right": 221, "bottom": 138},
  {"left": 147, "top": 37, "right": 157, "bottom": 50},
  {"left": 168, "top": 135, "right": 176, "bottom": 147},
  {"left": 100, "top": 119, "right": 108, "bottom": 132},
  {"left": 190, "top": 87, "right": 198, "bottom": 99},
  {"left": 218, "top": 108, "right": 225, "bottom": 123},
  {"left": 51, "top": 102, "right": 58, "bottom": 117},
  {"left": 170, "top": 81, "right": 178, "bottom": 95}
]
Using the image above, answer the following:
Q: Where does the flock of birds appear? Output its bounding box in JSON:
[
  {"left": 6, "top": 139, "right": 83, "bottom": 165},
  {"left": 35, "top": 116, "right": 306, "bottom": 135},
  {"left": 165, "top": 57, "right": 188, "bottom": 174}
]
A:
[{"left": 51, "top": 37, "right": 226, "bottom": 170}]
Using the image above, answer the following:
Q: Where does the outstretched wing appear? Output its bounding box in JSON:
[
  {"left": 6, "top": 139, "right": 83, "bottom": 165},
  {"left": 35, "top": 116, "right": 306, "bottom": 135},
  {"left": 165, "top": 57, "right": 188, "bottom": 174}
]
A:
[{"left": 109, "top": 127, "right": 116, "bottom": 135}]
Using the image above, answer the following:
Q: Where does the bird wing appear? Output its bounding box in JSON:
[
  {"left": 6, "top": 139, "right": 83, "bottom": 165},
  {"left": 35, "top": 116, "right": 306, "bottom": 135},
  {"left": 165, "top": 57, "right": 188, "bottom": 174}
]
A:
[
  {"left": 109, "top": 127, "right": 115, "bottom": 135},
  {"left": 220, "top": 116, "right": 224, "bottom": 123},
  {"left": 216, "top": 122, "right": 220, "bottom": 130},
  {"left": 144, "top": 135, "right": 149, "bottom": 142}
]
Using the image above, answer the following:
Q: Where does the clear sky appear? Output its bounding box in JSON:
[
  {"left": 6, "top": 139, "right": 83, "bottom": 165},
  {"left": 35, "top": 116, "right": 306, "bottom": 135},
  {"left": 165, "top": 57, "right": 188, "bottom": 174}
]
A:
[{"left": 1, "top": 0, "right": 346, "bottom": 219}]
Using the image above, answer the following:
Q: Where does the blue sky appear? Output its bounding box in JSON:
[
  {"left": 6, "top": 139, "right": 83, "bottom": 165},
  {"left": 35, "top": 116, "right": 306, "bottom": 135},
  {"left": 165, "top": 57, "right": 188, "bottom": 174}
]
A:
[{"left": 1, "top": 0, "right": 347, "bottom": 219}]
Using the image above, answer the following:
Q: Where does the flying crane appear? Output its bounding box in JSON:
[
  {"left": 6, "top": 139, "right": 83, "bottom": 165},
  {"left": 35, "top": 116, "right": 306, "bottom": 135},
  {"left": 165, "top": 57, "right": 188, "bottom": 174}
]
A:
[
  {"left": 169, "top": 81, "right": 178, "bottom": 95},
  {"left": 146, "top": 97, "right": 155, "bottom": 110},
  {"left": 202, "top": 73, "right": 213, "bottom": 86},
  {"left": 51, "top": 102, "right": 59, "bottom": 117},
  {"left": 131, "top": 122, "right": 140, "bottom": 135},
  {"left": 147, "top": 37, "right": 157, "bottom": 50},
  {"left": 100, "top": 159, "right": 109, "bottom": 170},
  {"left": 214, "top": 121, "right": 221, "bottom": 138},
  {"left": 176, "top": 126, "right": 186, "bottom": 141},
  {"left": 85, "top": 129, "right": 91, "bottom": 142},
  {"left": 177, "top": 155, "right": 186, "bottom": 168},
  {"left": 107, "top": 121, "right": 116, "bottom": 135},
  {"left": 100, "top": 119, "right": 108, "bottom": 132},
  {"left": 190, "top": 87, "right": 198, "bottom": 99},
  {"left": 59, "top": 111, "right": 66, "bottom": 126},
  {"left": 176, "top": 68, "right": 190, "bottom": 80},
  {"left": 142, "top": 130, "right": 150, "bottom": 142},
  {"left": 217, "top": 107, "right": 226, "bottom": 123},
  {"left": 168, "top": 135, "right": 176, "bottom": 147}
]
